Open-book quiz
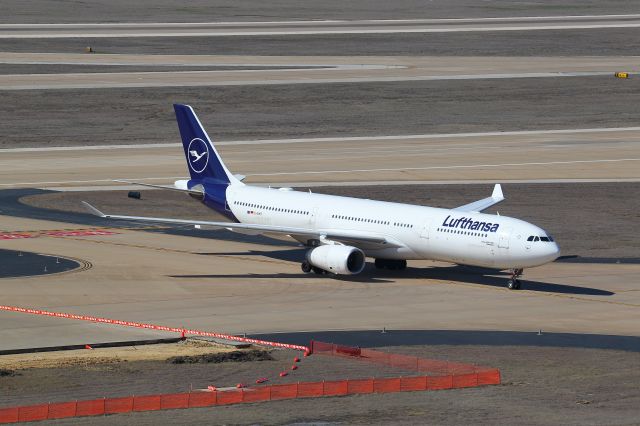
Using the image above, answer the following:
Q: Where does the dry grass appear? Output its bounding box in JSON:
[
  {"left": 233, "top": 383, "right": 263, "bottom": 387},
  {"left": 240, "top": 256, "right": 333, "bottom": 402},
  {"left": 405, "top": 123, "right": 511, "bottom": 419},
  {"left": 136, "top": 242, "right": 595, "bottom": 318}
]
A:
[{"left": 0, "top": 339, "right": 235, "bottom": 370}]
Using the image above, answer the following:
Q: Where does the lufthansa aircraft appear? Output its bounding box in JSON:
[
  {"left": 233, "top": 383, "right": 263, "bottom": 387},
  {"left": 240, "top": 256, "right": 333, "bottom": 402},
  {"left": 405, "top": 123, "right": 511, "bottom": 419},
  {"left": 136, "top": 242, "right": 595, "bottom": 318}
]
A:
[{"left": 83, "top": 104, "right": 560, "bottom": 289}]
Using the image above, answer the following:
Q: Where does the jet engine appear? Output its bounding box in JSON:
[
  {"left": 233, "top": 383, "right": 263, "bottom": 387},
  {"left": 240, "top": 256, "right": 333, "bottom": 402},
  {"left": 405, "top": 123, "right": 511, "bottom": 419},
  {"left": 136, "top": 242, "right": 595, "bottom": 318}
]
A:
[{"left": 306, "top": 245, "right": 366, "bottom": 275}]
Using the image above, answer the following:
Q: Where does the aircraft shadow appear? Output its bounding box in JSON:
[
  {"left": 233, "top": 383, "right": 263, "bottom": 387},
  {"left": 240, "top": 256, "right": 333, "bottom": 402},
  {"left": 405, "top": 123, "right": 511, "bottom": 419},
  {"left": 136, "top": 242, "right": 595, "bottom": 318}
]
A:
[
  {"left": 169, "top": 272, "right": 394, "bottom": 283},
  {"left": 188, "top": 250, "right": 613, "bottom": 295},
  {"left": 394, "top": 265, "right": 614, "bottom": 296},
  {"left": 197, "top": 249, "right": 304, "bottom": 262}
]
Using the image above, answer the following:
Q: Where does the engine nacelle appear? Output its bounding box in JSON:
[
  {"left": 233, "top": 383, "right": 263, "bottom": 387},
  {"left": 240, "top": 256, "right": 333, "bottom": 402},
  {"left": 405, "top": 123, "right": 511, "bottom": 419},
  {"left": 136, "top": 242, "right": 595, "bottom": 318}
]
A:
[{"left": 306, "top": 245, "right": 366, "bottom": 275}]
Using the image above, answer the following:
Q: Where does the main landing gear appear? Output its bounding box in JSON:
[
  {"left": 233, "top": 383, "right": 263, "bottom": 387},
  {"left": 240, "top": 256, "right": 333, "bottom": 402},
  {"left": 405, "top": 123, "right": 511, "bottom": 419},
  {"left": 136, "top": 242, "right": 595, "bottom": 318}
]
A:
[
  {"left": 374, "top": 258, "right": 407, "bottom": 270},
  {"left": 301, "top": 261, "right": 327, "bottom": 275},
  {"left": 507, "top": 268, "right": 523, "bottom": 290}
]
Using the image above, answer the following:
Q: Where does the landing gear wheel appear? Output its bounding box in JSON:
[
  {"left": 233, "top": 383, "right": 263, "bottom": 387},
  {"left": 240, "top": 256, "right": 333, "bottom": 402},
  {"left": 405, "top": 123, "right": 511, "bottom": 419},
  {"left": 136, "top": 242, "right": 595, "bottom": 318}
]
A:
[
  {"left": 374, "top": 259, "right": 385, "bottom": 269},
  {"left": 507, "top": 269, "right": 524, "bottom": 290},
  {"left": 312, "top": 266, "right": 326, "bottom": 275},
  {"left": 301, "top": 261, "right": 312, "bottom": 273}
]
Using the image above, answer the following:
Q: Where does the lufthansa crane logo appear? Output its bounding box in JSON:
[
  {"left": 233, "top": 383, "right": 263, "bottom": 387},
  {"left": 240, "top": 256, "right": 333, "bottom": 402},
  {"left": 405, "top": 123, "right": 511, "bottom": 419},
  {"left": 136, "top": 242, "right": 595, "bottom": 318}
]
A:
[{"left": 187, "top": 138, "right": 209, "bottom": 174}]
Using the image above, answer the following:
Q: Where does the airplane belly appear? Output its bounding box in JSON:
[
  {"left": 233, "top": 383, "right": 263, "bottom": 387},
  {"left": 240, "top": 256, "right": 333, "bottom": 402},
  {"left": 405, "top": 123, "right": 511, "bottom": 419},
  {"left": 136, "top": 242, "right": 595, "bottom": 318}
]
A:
[{"left": 422, "top": 231, "right": 498, "bottom": 267}]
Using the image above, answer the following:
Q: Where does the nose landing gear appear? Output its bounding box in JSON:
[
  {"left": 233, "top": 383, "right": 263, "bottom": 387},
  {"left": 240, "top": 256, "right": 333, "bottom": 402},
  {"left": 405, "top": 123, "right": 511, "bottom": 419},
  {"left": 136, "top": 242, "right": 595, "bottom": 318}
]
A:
[{"left": 507, "top": 268, "right": 523, "bottom": 290}]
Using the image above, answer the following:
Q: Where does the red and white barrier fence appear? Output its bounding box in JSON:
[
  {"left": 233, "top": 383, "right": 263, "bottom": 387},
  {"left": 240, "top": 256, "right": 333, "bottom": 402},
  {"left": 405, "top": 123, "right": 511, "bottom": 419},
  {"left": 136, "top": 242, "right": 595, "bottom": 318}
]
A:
[
  {"left": 0, "top": 305, "right": 308, "bottom": 352},
  {"left": 0, "top": 340, "right": 501, "bottom": 424}
]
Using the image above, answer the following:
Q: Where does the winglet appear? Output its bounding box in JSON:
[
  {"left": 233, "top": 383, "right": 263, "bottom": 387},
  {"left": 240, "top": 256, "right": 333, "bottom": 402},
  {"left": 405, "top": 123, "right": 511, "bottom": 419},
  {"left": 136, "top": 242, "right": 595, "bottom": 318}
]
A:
[
  {"left": 492, "top": 184, "right": 504, "bottom": 201},
  {"left": 81, "top": 201, "right": 106, "bottom": 218},
  {"left": 453, "top": 183, "right": 506, "bottom": 212}
]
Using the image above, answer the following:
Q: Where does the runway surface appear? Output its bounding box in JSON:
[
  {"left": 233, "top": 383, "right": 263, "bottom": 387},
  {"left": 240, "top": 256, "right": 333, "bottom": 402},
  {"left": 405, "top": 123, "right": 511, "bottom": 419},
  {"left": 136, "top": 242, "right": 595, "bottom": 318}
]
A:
[
  {"left": 0, "top": 210, "right": 638, "bottom": 352},
  {"left": 4, "top": 15, "right": 640, "bottom": 38},
  {"left": 1, "top": 128, "right": 638, "bottom": 190},
  {"left": 1, "top": 53, "right": 638, "bottom": 89}
]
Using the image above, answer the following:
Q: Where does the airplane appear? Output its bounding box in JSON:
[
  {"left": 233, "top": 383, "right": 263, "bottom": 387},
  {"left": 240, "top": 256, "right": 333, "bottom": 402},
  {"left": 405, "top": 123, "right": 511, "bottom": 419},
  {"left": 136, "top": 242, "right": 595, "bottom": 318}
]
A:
[{"left": 83, "top": 104, "right": 560, "bottom": 290}]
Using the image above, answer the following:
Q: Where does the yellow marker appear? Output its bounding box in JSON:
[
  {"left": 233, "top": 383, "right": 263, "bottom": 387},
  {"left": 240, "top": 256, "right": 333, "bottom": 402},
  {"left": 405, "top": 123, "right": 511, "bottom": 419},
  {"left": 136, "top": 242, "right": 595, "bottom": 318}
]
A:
[{"left": 615, "top": 72, "right": 629, "bottom": 79}]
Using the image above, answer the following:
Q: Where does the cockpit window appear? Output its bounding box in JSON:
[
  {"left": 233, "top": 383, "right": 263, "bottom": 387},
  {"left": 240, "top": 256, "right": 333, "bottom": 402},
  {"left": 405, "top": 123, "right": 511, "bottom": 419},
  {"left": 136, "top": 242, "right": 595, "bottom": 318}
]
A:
[{"left": 528, "top": 235, "right": 555, "bottom": 242}]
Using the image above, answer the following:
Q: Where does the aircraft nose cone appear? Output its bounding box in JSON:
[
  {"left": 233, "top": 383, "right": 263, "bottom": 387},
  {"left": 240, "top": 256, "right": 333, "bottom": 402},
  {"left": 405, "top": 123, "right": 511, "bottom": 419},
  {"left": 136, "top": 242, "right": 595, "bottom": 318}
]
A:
[{"left": 549, "top": 242, "right": 561, "bottom": 260}]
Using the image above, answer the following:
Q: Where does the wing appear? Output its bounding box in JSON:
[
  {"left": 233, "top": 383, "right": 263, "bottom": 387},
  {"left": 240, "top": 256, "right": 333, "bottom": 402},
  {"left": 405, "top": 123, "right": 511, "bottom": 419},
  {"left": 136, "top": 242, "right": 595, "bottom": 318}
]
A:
[
  {"left": 82, "top": 202, "right": 404, "bottom": 249},
  {"left": 453, "top": 184, "right": 504, "bottom": 213}
]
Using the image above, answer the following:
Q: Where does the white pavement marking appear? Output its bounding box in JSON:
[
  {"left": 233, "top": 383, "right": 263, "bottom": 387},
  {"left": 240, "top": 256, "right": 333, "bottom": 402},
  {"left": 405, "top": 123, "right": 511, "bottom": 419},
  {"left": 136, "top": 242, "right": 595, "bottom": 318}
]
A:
[
  {"left": 3, "top": 127, "right": 640, "bottom": 153},
  {"left": 247, "top": 158, "right": 640, "bottom": 177}
]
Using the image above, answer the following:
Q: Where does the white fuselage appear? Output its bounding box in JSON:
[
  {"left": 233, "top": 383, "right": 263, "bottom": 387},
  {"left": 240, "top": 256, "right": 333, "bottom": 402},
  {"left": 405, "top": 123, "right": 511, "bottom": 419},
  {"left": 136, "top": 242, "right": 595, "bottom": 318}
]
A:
[{"left": 226, "top": 185, "right": 560, "bottom": 270}]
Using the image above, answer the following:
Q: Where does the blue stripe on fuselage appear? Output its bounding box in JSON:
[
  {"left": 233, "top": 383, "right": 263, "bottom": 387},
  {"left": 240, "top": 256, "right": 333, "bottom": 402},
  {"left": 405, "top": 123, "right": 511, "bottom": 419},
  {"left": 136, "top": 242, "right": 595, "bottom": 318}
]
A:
[{"left": 191, "top": 179, "right": 238, "bottom": 222}]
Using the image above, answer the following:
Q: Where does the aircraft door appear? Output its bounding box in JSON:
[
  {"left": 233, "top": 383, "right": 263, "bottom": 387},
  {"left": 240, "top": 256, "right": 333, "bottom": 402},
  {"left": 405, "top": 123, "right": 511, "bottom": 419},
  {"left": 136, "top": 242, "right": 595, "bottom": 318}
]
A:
[
  {"left": 498, "top": 227, "right": 511, "bottom": 249},
  {"left": 310, "top": 206, "right": 319, "bottom": 229},
  {"left": 420, "top": 220, "right": 430, "bottom": 239}
]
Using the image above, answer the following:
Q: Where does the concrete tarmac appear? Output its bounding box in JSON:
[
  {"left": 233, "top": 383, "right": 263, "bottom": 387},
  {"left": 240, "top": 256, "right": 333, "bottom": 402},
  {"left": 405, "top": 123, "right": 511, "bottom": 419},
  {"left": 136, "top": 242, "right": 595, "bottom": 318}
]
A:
[
  {"left": 4, "top": 15, "right": 640, "bottom": 38},
  {"left": 0, "top": 144, "right": 638, "bottom": 352},
  {"left": 0, "top": 212, "right": 638, "bottom": 352},
  {"left": 1, "top": 128, "right": 638, "bottom": 189},
  {"left": 1, "top": 54, "right": 638, "bottom": 90}
]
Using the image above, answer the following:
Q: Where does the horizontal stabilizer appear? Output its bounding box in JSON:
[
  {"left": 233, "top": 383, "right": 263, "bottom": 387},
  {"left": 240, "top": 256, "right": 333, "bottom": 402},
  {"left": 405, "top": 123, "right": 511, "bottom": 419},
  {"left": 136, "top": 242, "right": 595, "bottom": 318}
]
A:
[{"left": 81, "top": 201, "right": 106, "bottom": 218}]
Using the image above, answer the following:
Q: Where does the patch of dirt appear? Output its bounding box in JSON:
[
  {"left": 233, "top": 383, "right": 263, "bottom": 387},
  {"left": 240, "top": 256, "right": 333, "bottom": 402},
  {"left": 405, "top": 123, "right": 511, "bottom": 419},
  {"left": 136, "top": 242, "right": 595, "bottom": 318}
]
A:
[
  {"left": 168, "top": 349, "right": 273, "bottom": 364},
  {"left": 0, "top": 339, "right": 236, "bottom": 370},
  {"left": 0, "top": 369, "right": 17, "bottom": 377}
]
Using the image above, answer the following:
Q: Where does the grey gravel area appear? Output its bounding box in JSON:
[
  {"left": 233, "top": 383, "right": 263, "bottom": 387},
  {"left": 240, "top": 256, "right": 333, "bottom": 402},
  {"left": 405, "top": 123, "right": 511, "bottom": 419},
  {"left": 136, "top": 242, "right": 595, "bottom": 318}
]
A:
[
  {"left": 0, "top": 64, "right": 325, "bottom": 75},
  {"left": 2, "top": 76, "right": 639, "bottom": 148},
  {"left": 19, "top": 182, "right": 640, "bottom": 259},
  {"left": 5, "top": 0, "right": 636, "bottom": 24},
  {"left": 2, "top": 29, "right": 640, "bottom": 56},
  {"left": 0, "top": 347, "right": 416, "bottom": 408},
  {"left": 0, "top": 249, "right": 80, "bottom": 278},
  {"left": 22, "top": 344, "right": 640, "bottom": 426}
]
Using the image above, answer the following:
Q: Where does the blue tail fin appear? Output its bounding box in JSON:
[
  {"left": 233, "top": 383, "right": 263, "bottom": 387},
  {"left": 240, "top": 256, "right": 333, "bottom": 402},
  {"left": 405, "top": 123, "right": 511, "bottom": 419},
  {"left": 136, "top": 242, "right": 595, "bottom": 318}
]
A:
[{"left": 174, "top": 104, "right": 240, "bottom": 185}]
